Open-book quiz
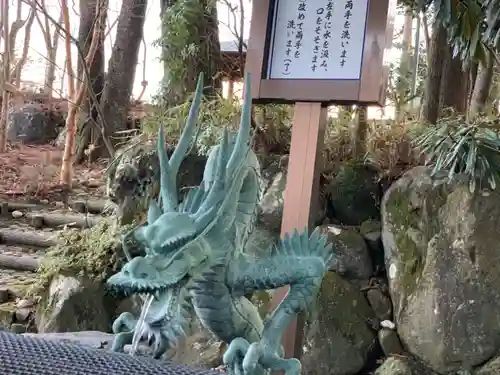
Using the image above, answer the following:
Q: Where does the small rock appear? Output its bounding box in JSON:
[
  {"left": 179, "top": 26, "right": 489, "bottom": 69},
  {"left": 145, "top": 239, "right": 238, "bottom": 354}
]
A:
[
  {"left": 15, "top": 308, "right": 32, "bottom": 322},
  {"left": 360, "top": 219, "right": 382, "bottom": 239},
  {"left": 11, "top": 210, "right": 23, "bottom": 219},
  {"left": 16, "top": 299, "right": 34, "bottom": 309},
  {"left": 320, "top": 225, "right": 374, "bottom": 281},
  {"left": 378, "top": 327, "right": 405, "bottom": 356},
  {"left": 0, "top": 288, "right": 11, "bottom": 303},
  {"left": 375, "top": 357, "right": 413, "bottom": 375},
  {"left": 10, "top": 323, "right": 27, "bottom": 334},
  {"left": 55, "top": 201, "right": 65, "bottom": 208},
  {"left": 39, "top": 199, "right": 49, "bottom": 204},
  {"left": 375, "top": 356, "right": 436, "bottom": 375},
  {"left": 87, "top": 178, "right": 101, "bottom": 188},
  {"left": 360, "top": 219, "right": 385, "bottom": 272},
  {"left": 366, "top": 288, "right": 393, "bottom": 321},
  {"left": 381, "top": 320, "right": 396, "bottom": 329}
]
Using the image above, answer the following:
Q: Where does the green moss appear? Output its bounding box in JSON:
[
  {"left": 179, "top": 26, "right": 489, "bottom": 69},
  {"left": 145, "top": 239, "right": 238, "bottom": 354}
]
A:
[
  {"left": 328, "top": 162, "right": 381, "bottom": 225},
  {"left": 332, "top": 162, "right": 379, "bottom": 202},
  {"left": 28, "top": 218, "right": 134, "bottom": 298},
  {"left": 5, "top": 277, "right": 36, "bottom": 298},
  {"left": 309, "top": 272, "right": 375, "bottom": 350},
  {"left": 359, "top": 219, "right": 382, "bottom": 235},
  {"left": 250, "top": 290, "right": 272, "bottom": 319},
  {"left": 385, "top": 182, "right": 448, "bottom": 298},
  {"left": 0, "top": 303, "right": 15, "bottom": 328},
  {"left": 386, "top": 188, "right": 424, "bottom": 297}
]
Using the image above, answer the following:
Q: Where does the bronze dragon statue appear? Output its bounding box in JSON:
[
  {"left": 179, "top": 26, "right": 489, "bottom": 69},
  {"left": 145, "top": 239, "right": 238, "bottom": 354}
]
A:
[{"left": 106, "top": 72, "right": 336, "bottom": 375}]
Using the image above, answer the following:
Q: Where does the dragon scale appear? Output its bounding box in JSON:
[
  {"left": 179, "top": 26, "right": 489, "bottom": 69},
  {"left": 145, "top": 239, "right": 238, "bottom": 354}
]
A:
[{"left": 106, "top": 72, "right": 336, "bottom": 375}]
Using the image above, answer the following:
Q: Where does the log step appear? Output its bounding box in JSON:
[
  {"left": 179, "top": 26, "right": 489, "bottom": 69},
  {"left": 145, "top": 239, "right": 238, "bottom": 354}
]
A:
[
  {"left": 0, "top": 230, "right": 59, "bottom": 248},
  {"left": 0, "top": 254, "right": 39, "bottom": 272},
  {"left": 0, "top": 199, "right": 109, "bottom": 215},
  {"left": 26, "top": 212, "right": 101, "bottom": 229}
]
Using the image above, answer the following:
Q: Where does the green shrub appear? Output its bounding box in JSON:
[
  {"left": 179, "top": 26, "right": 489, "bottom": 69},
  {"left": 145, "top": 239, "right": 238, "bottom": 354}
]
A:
[{"left": 413, "top": 113, "right": 500, "bottom": 192}]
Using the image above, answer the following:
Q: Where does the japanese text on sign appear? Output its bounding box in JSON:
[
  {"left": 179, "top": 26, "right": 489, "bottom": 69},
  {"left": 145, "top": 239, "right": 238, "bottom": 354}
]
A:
[{"left": 268, "top": 0, "right": 368, "bottom": 80}]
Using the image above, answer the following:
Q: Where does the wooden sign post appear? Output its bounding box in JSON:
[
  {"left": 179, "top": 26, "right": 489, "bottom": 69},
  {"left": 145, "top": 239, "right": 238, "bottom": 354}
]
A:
[{"left": 245, "top": 0, "right": 396, "bottom": 361}]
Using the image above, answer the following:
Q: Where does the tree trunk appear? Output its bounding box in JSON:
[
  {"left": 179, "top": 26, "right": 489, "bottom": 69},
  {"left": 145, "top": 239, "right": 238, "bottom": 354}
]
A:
[
  {"left": 75, "top": 0, "right": 106, "bottom": 162},
  {"left": 395, "top": 11, "right": 413, "bottom": 120},
  {"left": 468, "top": 61, "right": 479, "bottom": 104},
  {"left": 59, "top": 0, "right": 78, "bottom": 185},
  {"left": 421, "top": 22, "right": 447, "bottom": 124},
  {"left": 469, "top": 51, "right": 494, "bottom": 116},
  {"left": 160, "top": 0, "right": 222, "bottom": 107},
  {"left": 78, "top": 0, "right": 147, "bottom": 162},
  {"left": 11, "top": 7, "right": 35, "bottom": 88},
  {"left": 100, "top": 0, "right": 147, "bottom": 136},
  {"left": 60, "top": 0, "right": 107, "bottom": 185},
  {"left": 439, "top": 46, "right": 469, "bottom": 114},
  {"left": 45, "top": 48, "right": 58, "bottom": 97},
  {"left": 0, "top": 0, "right": 10, "bottom": 153},
  {"left": 36, "top": 3, "right": 63, "bottom": 99},
  {"left": 352, "top": 105, "right": 368, "bottom": 159}
]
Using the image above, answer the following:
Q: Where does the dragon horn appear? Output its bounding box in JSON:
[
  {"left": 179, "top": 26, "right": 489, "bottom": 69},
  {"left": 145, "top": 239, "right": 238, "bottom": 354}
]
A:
[
  {"left": 194, "top": 126, "right": 230, "bottom": 219},
  {"left": 157, "top": 124, "right": 177, "bottom": 211},
  {"left": 226, "top": 72, "right": 252, "bottom": 176},
  {"left": 157, "top": 73, "right": 204, "bottom": 212}
]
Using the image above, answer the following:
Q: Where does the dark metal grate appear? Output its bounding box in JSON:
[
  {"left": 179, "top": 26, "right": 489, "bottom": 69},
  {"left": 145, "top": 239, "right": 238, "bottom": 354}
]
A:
[{"left": 0, "top": 331, "right": 220, "bottom": 375}]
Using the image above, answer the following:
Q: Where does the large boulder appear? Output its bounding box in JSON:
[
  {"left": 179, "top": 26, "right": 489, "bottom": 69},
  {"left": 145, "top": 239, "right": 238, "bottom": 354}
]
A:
[
  {"left": 36, "top": 275, "right": 116, "bottom": 333},
  {"left": 301, "top": 272, "right": 377, "bottom": 375},
  {"left": 382, "top": 166, "right": 500, "bottom": 373},
  {"left": 7, "top": 104, "right": 62, "bottom": 144}
]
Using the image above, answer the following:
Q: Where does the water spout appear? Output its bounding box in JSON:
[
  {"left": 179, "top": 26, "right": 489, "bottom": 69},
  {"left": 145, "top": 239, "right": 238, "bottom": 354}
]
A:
[{"left": 130, "top": 294, "right": 154, "bottom": 356}]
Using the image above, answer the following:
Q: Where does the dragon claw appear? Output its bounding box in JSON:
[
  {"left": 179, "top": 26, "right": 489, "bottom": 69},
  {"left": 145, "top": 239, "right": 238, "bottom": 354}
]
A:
[{"left": 224, "top": 338, "right": 301, "bottom": 375}]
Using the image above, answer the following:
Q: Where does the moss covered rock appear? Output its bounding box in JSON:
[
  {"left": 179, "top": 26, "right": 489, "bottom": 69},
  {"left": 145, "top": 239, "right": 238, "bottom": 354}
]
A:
[
  {"left": 475, "top": 356, "right": 500, "bottom": 374},
  {"left": 327, "top": 163, "right": 381, "bottom": 225},
  {"left": 106, "top": 139, "right": 206, "bottom": 225},
  {"left": 31, "top": 218, "right": 133, "bottom": 333},
  {"left": 375, "top": 356, "right": 436, "bottom": 375},
  {"left": 319, "top": 224, "right": 374, "bottom": 282},
  {"left": 259, "top": 156, "right": 326, "bottom": 232},
  {"left": 35, "top": 275, "right": 116, "bottom": 333},
  {"left": 382, "top": 166, "right": 500, "bottom": 373},
  {"left": 301, "top": 272, "right": 376, "bottom": 375}
]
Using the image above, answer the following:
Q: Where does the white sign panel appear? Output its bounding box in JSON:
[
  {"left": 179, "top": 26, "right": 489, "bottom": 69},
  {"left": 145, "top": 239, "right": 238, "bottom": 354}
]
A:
[{"left": 267, "top": 0, "right": 369, "bottom": 80}]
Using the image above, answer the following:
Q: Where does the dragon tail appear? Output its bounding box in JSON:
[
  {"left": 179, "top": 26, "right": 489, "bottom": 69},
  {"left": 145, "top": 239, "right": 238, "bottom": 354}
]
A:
[{"left": 229, "top": 227, "right": 335, "bottom": 295}]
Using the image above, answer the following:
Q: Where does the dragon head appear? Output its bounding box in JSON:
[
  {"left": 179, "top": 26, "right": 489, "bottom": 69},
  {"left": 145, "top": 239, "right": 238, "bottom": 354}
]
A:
[{"left": 107, "top": 71, "right": 254, "bottom": 296}]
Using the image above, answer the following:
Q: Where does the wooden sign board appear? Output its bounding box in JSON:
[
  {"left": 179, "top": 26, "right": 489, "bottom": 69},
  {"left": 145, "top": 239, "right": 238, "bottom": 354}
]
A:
[{"left": 245, "top": 0, "right": 396, "bottom": 105}]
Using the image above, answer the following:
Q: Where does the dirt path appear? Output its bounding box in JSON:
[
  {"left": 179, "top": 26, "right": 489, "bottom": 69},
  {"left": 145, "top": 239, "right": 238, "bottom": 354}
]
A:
[
  {"left": 0, "top": 144, "right": 112, "bottom": 329},
  {"left": 0, "top": 143, "right": 108, "bottom": 203}
]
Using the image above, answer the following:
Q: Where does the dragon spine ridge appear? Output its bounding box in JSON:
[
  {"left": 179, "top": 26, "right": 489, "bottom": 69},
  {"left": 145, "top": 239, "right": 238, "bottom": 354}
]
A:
[{"left": 106, "top": 72, "right": 336, "bottom": 375}]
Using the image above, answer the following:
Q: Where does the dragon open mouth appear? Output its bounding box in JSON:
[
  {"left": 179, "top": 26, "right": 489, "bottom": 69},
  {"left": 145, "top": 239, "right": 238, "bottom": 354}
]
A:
[
  {"left": 106, "top": 276, "right": 171, "bottom": 296},
  {"left": 106, "top": 254, "right": 190, "bottom": 296}
]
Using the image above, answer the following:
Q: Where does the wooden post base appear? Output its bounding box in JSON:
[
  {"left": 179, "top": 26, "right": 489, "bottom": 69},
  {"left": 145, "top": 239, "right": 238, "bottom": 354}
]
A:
[{"left": 269, "top": 102, "right": 327, "bottom": 359}]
